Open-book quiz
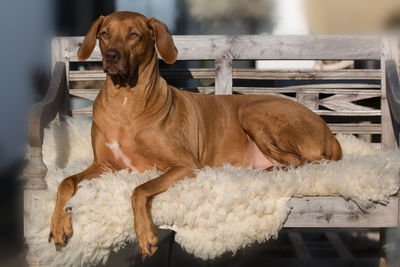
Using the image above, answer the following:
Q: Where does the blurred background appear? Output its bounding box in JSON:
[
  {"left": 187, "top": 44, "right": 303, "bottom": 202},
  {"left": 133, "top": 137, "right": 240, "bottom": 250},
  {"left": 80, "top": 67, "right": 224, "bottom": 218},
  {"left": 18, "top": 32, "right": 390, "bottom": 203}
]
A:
[{"left": 0, "top": 0, "right": 399, "bottom": 266}]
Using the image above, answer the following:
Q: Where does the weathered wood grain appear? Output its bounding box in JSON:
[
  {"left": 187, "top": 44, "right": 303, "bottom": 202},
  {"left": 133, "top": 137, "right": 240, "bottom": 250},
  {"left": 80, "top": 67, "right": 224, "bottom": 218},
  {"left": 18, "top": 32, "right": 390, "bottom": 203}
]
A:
[
  {"left": 269, "top": 83, "right": 380, "bottom": 89},
  {"left": 327, "top": 123, "right": 381, "bottom": 134},
  {"left": 69, "top": 88, "right": 381, "bottom": 99},
  {"left": 26, "top": 62, "right": 67, "bottom": 191},
  {"left": 232, "top": 69, "right": 381, "bottom": 80},
  {"left": 160, "top": 69, "right": 216, "bottom": 79},
  {"left": 74, "top": 106, "right": 383, "bottom": 117},
  {"left": 381, "top": 37, "right": 398, "bottom": 151},
  {"left": 69, "top": 70, "right": 106, "bottom": 81},
  {"left": 316, "top": 110, "right": 381, "bottom": 116},
  {"left": 284, "top": 197, "right": 398, "bottom": 227},
  {"left": 69, "top": 69, "right": 217, "bottom": 81},
  {"left": 52, "top": 38, "right": 71, "bottom": 83},
  {"left": 233, "top": 87, "right": 381, "bottom": 95},
  {"left": 386, "top": 60, "right": 400, "bottom": 123},
  {"left": 71, "top": 105, "right": 93, "bottom": 116},
  {"left": 51, "top": 38, "right": 62, "bottom": 71},
  {"left": 184, "top": 87, "right": 215, "bottom": 94},
  {"left": 319, "top": 94, "right": 379, "bottom": 112},
  {"left": 58, "top": 35, "right": 381, "bottom": 61},
  {"left": 28, "top": 62, "right": 67, "bottom": 147},
  {"left": 215, "top": 58, "right": 232, "bottom": 95},
  {"left": 297, "top": 93, "right": 318, "bottom": 110},
  {"left": 69, "top": 88, "right": 216, "bottom": 100},
  {"left": 69, "top": 89, "right": 98, "bottom": 101},
  {"left": 69, "top": 69, "right": 381, "bottom": 82}
]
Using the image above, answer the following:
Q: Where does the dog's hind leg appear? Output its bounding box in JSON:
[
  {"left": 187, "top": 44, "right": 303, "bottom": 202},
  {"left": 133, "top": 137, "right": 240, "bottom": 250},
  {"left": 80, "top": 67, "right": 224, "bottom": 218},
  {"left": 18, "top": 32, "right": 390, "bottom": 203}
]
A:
[
  {"left": 238, "top": 100, "right": 339, "bottom": 168},
  {"left": 244, "top": 127, "right": 305, "bottom": 168}
]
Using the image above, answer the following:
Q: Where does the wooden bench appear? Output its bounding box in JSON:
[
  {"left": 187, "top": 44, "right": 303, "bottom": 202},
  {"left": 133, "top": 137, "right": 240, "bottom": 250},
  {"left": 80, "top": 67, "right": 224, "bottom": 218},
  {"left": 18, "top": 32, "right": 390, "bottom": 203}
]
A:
[{"left": 24, "top": 35, "right": 400, "bottom": 265}]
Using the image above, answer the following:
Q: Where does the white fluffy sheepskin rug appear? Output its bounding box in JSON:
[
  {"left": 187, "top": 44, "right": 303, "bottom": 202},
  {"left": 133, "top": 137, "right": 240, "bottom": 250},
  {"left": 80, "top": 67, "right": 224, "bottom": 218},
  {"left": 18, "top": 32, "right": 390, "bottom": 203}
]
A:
[{"left": 26, "top": 118, "right": 400, "bottom": 266}]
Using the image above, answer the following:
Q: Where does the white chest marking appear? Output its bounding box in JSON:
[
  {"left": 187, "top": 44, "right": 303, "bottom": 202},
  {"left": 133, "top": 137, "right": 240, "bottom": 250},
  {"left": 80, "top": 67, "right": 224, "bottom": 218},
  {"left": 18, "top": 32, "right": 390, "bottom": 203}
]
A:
[
  {"left": 106, "top": 141, "right": 138, "bottom": 171},
  {"left": 122, "top": 97, "right": 127, "bottom": 106}
]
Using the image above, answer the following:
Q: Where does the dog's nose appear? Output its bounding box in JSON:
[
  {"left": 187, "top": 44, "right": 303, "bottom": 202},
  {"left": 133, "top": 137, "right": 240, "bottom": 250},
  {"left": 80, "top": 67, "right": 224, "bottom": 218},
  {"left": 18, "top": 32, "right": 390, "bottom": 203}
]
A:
[{"left": 105, "top": 49, "right": 121, "bottom": 62}]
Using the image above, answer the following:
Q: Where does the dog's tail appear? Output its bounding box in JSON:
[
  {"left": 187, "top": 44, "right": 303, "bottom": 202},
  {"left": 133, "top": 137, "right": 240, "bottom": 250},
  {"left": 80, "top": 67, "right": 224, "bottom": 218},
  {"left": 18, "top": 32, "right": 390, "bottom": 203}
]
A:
[{"left": 330, "top": 136, "right": 342, "bottom": 161}]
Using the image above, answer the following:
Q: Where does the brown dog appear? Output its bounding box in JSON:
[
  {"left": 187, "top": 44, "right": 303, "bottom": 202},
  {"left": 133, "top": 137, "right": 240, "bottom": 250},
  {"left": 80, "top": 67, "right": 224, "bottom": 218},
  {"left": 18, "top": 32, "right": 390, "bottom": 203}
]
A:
[{"left": 49, "top": 11, "right": 342, "bottom": 259}]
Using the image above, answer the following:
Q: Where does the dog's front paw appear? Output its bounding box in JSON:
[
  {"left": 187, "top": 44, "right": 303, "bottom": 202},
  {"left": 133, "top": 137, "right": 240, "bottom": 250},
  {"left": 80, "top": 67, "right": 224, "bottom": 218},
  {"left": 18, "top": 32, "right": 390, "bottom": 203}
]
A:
[
  {"left": 135, "top": 219, "right": 158, "bottom": 261},
  {"left": 49, "top": 206, "right": 73, "bottom": 251}
]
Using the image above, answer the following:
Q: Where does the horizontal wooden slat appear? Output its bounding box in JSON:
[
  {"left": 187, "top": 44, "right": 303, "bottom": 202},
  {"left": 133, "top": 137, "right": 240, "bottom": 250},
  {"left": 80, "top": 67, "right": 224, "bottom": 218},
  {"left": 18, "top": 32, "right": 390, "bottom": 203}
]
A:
[
  {"left": 70, "top": 86, "right": 381, "bottom": 96},
  {"left": 69, "top": 88, "right": 216, "bottom": 100},
  {"left": 71, "top": 105, "right": 92, "bottom": 116},
  {"left": 69, "top": 69, "right": 381, "bottom": 82},
  {"left": 284, "top": 197, "right": 398, "bottom": 228},
  {"left": 185, "top": 87, "right": 215, "bottom": 94},
  {"left": 273, "top": 83, "right": 381, "bottom": 89},
  {"left": 316, "top": 110, "right": 381, "bottom": 116},
  {"left": 233, "top": 69, "right": 381, "bottom": 80},
  {"left": 69, "top": 69, "right": 216, "bottom": 81},
  {"left": 160, "top": 69, "right": 215, "bottom": 79},
  {"left": 69, "top": 70, "right": 105, "bottom": 81},
  {"left": 70, "top": 89, "right": 98, "bottom": 101},
  {"left": 70, "top": 88, "right": 381, "bottom": 100},
  {"left": 233, "top": 87, "right": 381, "bottom": 95},
  {"left": 55, "top": 35, "right": 381, "bottom": 62},
  {"left": 328, "top": 123, "right": 381, "bottom": 134}
]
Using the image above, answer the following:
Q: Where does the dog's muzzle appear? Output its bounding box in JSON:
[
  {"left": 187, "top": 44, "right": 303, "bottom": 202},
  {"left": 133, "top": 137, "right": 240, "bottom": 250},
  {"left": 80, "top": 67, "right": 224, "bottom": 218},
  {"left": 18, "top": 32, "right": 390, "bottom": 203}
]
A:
[{"left": 104, "top": 49, "right": 123, "bottom": 75}]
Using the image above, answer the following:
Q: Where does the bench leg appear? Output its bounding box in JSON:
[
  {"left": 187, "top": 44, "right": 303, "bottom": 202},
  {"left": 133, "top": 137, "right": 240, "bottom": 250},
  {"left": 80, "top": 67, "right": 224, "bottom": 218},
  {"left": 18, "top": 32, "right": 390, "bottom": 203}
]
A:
[
  {"left": 26, "top": 250, "right": 41, "bottom": 267},
  {"left": 379, "top": 228, "right": 387, "bottom": 267},
  {"left": 24, "top": 147, "right": 48, "bottom": 267}
]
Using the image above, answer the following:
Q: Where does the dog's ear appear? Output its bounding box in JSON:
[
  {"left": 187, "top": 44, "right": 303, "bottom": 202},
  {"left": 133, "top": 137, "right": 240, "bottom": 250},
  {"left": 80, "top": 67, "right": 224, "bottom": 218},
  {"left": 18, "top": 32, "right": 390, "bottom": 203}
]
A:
[
  {"left": 77, "top": 16, "right": 104, "bottom": 61},
  {"left": 147, "top": 18, "right": 178, "bottom": 64}
]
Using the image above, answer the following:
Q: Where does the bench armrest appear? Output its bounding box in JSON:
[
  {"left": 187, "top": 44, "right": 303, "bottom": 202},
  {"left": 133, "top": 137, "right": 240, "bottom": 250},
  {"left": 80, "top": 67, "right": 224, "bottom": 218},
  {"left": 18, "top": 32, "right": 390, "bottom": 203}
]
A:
[
  {"left": 386, "top": 60, "right": 400, "bottom": 123},
  {"left": 28, "top": 62, "right": 67, "bottom": 147},
  {"left": 25, "top": 62, "right": 67, "bottom": 189}
]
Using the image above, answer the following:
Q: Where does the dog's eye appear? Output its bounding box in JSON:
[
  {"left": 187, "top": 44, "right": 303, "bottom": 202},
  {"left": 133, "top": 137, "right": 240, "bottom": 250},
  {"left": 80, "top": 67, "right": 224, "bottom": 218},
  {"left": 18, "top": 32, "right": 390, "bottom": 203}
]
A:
[
  {"left": 101, "top": 31, "right": 109, "bottom": 38},
  {"left": 129, "top": 32, "right": 139, "bottom": 39}
]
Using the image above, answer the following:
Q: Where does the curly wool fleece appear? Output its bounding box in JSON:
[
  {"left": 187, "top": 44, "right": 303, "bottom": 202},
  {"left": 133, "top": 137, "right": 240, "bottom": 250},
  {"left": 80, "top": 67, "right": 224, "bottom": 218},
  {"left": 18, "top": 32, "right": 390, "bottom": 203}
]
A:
[{"left": 25, "top": 118, "right": 400, "bottom": 266}]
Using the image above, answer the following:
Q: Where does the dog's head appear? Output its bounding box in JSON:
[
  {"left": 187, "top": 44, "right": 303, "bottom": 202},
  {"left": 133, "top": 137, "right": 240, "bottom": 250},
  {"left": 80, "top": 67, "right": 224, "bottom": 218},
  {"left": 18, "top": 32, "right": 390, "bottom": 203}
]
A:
[{"left": 77, "top": 11, "right": 177, "bottom": 81}]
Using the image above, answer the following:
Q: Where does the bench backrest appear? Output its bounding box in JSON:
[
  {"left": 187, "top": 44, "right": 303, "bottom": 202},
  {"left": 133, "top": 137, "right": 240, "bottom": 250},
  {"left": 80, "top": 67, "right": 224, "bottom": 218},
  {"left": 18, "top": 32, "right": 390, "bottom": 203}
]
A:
[{"left": 51, "top": 35, "right": 399, "bottom": 151}]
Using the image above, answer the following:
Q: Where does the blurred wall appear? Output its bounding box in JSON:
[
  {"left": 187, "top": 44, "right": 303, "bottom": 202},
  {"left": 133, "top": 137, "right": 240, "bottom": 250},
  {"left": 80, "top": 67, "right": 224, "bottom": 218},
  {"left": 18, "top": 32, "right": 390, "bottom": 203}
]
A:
[
  {"left": 305, "top": 0, "right": 400, "bottom": 34},
  {"left": 117, "top": 0, "right": 177, "bottom": 33},
  {"left": 55, "top": 0, "right": 114, "bottom": 35},
  {"left": 0, "top": 0, "right": 53, "bottom": 171},
  {"left": 0, "top": 0, "right": 116, "bottom": 173}
]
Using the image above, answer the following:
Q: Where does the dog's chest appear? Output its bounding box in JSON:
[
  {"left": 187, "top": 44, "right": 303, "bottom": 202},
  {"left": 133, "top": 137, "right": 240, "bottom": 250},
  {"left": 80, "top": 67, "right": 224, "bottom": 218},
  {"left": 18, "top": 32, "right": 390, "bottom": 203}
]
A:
[
  {"left": 104, "top": 134, "right": 157, "bottom": 171},
  {"left": 95, "top": 115, "right": 155, "bottom": 171},
  {"left": 104, "top": 140, "right": 138, "bottom": 171}
]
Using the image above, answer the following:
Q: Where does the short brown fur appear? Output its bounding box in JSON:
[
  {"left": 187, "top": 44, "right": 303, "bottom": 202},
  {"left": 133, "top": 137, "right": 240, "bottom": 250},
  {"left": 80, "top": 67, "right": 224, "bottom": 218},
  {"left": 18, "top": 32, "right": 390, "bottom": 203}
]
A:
[{"left": 50, "top": 11, "right": 342, "bottom": 259}]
